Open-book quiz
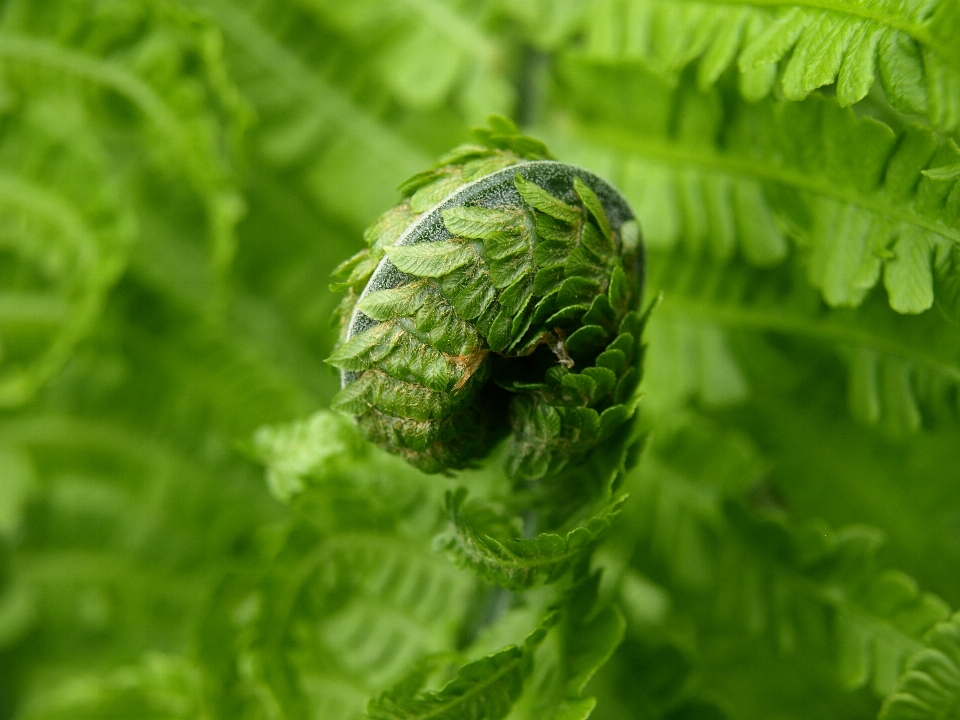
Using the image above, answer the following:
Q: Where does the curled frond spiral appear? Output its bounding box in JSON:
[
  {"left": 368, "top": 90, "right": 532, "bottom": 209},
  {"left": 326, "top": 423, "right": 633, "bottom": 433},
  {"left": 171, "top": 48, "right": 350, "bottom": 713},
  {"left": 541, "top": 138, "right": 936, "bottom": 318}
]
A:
[{"left": 328, "top": 118, "right": 646, "bottom": 478}]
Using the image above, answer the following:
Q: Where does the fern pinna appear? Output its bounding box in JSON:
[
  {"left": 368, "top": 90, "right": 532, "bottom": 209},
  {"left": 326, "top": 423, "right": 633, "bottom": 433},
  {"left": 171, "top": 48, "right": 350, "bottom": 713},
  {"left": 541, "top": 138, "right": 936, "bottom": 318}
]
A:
[{"left": 4, "top": 2, "right": 960, "bottom": 720}]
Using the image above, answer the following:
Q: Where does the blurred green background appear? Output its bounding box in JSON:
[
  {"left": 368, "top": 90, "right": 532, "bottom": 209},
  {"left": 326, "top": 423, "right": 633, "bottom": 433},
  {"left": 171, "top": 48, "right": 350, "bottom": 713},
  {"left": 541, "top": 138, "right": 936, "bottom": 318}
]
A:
[{"left": 2, "top": 1, "right": 960, "bottom": 718}]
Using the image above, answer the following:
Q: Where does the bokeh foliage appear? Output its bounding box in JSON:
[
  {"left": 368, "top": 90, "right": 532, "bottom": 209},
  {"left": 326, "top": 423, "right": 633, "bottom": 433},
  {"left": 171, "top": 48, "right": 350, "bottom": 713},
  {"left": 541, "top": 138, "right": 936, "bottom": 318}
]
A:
[{"left": 1, "top": 1, "right": 959, "bottom": 719}]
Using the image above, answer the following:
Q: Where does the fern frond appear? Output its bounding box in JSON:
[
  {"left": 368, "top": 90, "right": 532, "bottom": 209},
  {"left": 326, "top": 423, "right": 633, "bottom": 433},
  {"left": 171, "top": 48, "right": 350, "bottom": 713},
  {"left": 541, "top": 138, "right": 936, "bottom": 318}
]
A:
[
  {"left": 0, "top": 1, "right": 250, "bottom": 404},
  {"left": 287, "top": 0, "right": 515, "bottom": 121},
  {"left": 196, "top": 0, "right": 430, "bottom": 226},
  {"left": 621, "top": 419, "right": 951, "bottom": 699},
  {"left": 0, "top": 412, "right": 271, "bottom": 711},
  {"left": 7, "top": 4, "right": 959, "bottom": 719},
  {"left": 17, "top": 653, "right": 206, "bottom": 720},
  {"left": 507, "top": 573, "right": 626, "bottom": 720},
  {"left": 328, "top": 135, "right": 645, "bottom": 477},
  {"left": 552, "top": 60, "right": 960, "bottom": 314},
  {"left": 242, "top": 408, "right": 633, "bottom": 719},
  {"left": 439, "top": 488, "right": 626, "bottom": 591},
  {"left": 0, "top": 47, "right": 133, "bottom": 407},
  {"left": 252, "top": 410, "right": 369, "bottom": 500},
  {"left": 0, "top": 169, "right": 129, "bottom": 406},
  {"left": 642, "top": 312, "right": 749, "bottom": 413},
  {"left": 580, "top": 0, "right": 960, "bottom": 132},
  {"left": 880, "top": 612, "right": 960, "bottom": 720},
  {"left": 0, "top": 5, "right": 247, "bottom": 272},
  {"left": 0, "top": 33, "right": 186, "bottom": 142},
  {"left": 322, "top": 537, "right": 477, "bottom": 690},
  {"left": 367, "top": 615, "right": 552, "bottom": 720},
  {"left": 196, "top": 448, "right": 479, "bottom": 719},
  {"left": 643, "top": 248, "right": 960, "bottom": 433}
]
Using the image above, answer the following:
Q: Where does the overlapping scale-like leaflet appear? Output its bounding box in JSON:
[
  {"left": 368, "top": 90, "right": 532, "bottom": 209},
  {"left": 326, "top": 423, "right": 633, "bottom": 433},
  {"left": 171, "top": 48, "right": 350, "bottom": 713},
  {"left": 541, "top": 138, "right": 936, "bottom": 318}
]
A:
[{"left": 328, "top": 121, "right": 645, "bottom": 478}]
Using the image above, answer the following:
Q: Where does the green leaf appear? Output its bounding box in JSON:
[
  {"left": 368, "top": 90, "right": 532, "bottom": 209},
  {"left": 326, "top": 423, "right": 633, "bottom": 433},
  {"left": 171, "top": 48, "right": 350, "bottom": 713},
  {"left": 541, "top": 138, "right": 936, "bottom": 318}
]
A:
[
  {"left": 0, "top": 157, "right": 130, "bottom": 409},
  {"left": 565, "top": 324, "right": 608, "bottom": 358},
  {"left": 555, "top": 62, "right": 960, "bottom": 313},
  {"left": 923, "top": 163, "right": 960, "bottom": 181},
  {"left": 358, "top": 283, "right": 429, "bottom": 321},
  {"left": 514, "top": 174, "right": 581, "bottom": 224},
  {"left": 386, "top": 242, "right": 478, "bottom": 278},
  {"left": 440, "top": 489, "right": 627, "bottom": 591},
  {"left": 644, "top": 248, "right": 960, "bottom": 433},
  {"left": 558, "top": 277, "right": 600, "bottom": 309},
  {"left": 252, "top": 410, "right": 367, "bottom": 501},
  {"left": 879, "top": 612, "right": 960, "bottom": 720},
  {"left": 935, "top": 244, "right": 960, "bottom": 323},
  {"left": 623, "top": 419, "right": 951, "bottom": 701},
  {"left": 440, "top": 267, "right": 499, "bottom": 321},
  {"left": 643, "top": 316, "right": 749, "bottom": 412},
  {"left": 508, "top": 574, "right": 626, "bottom": 720},
  {"left": 564, "top": 589, "right": 626, "bottom": 696},
  {"left": 574, "top": 176, "right": 613, "bottom": 242},
  {"left": 884, "top": 228, "right": 936, "bottom": 314},
  {"left": 406, "top": 295, "right": 482, "bottom": 357},
  {"left": 442, "top": 205, "right": 525, "bottom": 239},
  {"left": 806, "top": 200, "right": 884, "bottom": 308},
  {"left": 368, "top": 614, "right": 555, "bottom": 720},
  {"left": 281, "top": 0, "right": 515, "bottom": 119},
  {"left": 579, "top": 0, "right": 960, "bottom": 131},
  {"left": 499, "top": 278, "right": 534, "bottom": 317},
  {"left": 326, "top": 322, "right": 402, "bottom": 371},
  {"left": 23, "top": 6, "right": 960, "bottom": 720},
  {"left": 18, "top": 654, "right": 206, "bottom": 720}
]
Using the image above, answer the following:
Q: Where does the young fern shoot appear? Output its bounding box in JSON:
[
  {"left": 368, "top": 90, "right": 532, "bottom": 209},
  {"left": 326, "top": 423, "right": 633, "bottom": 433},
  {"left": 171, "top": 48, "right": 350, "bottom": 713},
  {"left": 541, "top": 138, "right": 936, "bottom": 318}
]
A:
[{"left": 328, "top": 118, "right": 647, "bottom": 479}]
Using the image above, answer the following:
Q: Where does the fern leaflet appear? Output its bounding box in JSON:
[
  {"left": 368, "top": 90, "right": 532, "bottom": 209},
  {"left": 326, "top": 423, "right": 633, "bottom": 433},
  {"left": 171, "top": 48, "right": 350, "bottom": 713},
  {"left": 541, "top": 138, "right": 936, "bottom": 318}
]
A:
[
  {"left": 880, "top": 612, "right": 960, "bottom": 720},
  {"left": 619, "top": 419, "right": 951, "bottom": 699},
  {"left": 643, "top": 248, "right": 960, "bottom": 433},
  {"left": 552, "top": 60, "right": 960, "bottom": 314},
  {"left": 581, "top": 0, "right": 960, "bottom": 132}
]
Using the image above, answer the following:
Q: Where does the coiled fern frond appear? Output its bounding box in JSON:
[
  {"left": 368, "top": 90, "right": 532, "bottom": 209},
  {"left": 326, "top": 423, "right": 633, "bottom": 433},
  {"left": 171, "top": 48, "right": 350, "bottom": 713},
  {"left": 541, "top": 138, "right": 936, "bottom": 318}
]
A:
[{"left": 328, "top": 118, "right": 646, "bottom": 479}]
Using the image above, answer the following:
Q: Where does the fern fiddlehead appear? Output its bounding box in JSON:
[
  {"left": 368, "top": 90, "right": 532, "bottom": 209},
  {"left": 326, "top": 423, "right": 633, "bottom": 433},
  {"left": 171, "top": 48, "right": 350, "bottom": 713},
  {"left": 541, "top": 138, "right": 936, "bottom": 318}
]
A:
[{"left": 328, "top": 118, "right": 646, "bottom": 478}]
